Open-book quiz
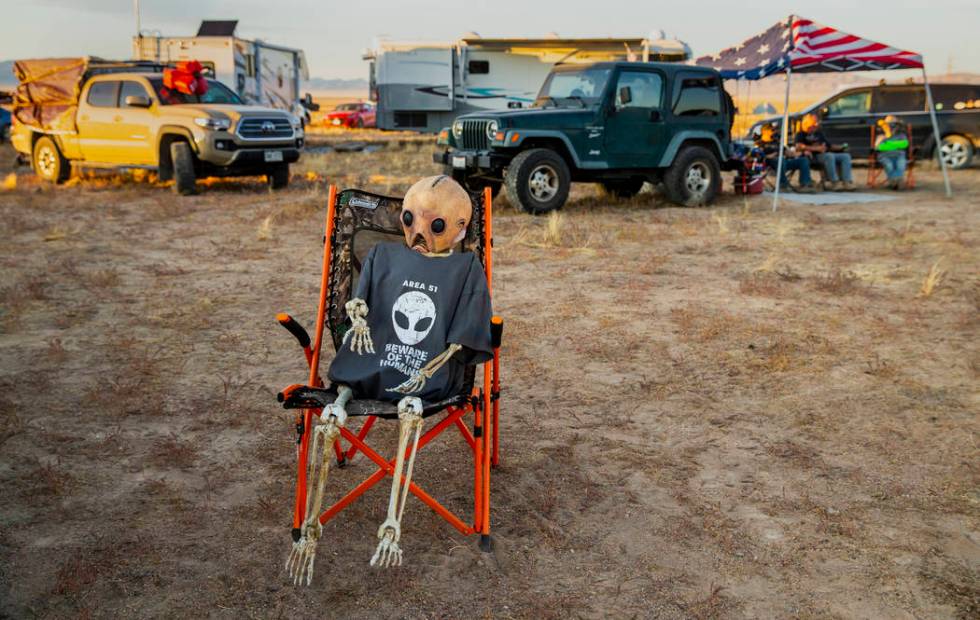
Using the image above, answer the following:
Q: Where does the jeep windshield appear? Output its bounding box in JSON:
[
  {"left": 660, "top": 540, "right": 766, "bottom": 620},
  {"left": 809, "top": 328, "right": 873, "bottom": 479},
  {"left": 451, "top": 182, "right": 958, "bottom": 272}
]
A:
[
  {"left": 148, "top": 78, "right": 244, "bottom": 105},
  {"left": 534, "top": 68, "right": 611, "bottom": 108}
]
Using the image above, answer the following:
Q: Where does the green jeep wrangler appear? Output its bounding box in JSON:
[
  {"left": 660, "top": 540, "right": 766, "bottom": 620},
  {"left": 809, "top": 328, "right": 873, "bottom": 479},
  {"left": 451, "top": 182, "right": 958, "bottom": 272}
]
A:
[{"left": 434, "top": 62, "right": 736, "bottom": 213}]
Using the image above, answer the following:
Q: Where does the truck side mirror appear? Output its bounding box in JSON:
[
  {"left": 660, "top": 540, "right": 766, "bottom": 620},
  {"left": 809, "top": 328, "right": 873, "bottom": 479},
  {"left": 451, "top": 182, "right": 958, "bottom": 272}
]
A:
[
  {"left": 303, "top": 93, "right": 320, "bottom": 111},
  {"left": 125, "top": 95, "right": 151, "bottom": 108},
  {"left": 618, "top": 86, "right": 632, "bottom": 106}
]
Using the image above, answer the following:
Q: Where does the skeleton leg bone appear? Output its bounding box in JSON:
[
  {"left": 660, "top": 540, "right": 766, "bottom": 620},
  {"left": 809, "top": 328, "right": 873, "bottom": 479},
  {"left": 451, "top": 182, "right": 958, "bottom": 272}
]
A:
[
  {"left": 370, "top": 396, "right": 423, "bottom": 567},
  {"left": 286, "top": 386, "right": 351, "bottom": 585},
  {"left": 342, "top": 298, "right": 375, "bottom": 355},
  {"left": 388, "top": 344, "right": 461, "bottom": 395}
]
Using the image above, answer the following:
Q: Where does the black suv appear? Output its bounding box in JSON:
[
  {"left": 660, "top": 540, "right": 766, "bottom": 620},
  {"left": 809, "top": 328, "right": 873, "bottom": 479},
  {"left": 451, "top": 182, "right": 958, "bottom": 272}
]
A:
[
  {"left": 748, "top": 82, "right": 980, "bottom": 169},
  {"left": 434, "top": 62, "right": 737, "bottom": 213}
]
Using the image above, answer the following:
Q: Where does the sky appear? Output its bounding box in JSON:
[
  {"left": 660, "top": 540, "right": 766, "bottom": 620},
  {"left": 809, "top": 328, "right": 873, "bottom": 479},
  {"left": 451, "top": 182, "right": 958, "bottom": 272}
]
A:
[{"left": 1, "top": 0, "right": 978, "bottom": 79}]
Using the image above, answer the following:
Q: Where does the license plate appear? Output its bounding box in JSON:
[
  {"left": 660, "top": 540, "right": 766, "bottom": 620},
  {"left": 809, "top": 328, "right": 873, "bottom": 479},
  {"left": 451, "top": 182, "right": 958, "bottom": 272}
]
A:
[
  {"left": 452, "top": 156, "right": 466, "bottom": 169},
  {"left": 264, "top": 150, "right": 283, "bottom": 162}
]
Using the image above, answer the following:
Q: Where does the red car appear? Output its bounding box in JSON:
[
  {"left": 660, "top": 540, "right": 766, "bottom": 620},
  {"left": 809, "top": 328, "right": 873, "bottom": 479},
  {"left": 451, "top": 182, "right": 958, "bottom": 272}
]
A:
[{"left": 325, "top": 102, "right": 376, "bottom": 128}]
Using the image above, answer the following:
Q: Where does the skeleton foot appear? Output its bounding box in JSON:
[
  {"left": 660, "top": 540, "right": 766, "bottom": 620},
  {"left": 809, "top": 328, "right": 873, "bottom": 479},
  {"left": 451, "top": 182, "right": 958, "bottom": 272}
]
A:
[
  {"left": 286, "top": 522, "right": 321, "bottom": 585},
  {"left": 370, "top": 519, "right": 403, "bottom": 567}
]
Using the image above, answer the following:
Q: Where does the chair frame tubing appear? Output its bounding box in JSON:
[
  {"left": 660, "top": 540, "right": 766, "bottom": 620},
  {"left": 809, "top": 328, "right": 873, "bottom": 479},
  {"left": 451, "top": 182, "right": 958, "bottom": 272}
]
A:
[
  {"left": 867, "top": 121, "right": 916, "bottom": 189},
  {"left": 289, "top": 184, "right": 501, "bottom": 544}
]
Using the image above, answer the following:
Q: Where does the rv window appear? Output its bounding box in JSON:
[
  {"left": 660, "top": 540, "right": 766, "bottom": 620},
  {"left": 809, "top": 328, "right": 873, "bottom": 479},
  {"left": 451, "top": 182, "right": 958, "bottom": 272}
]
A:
[
  {"left": 394, "top": 111, "right": 427, "bottom": 128},
  {"left": 87, "top": 81, "right": 119, "bottom": 108},
  {"left": 245, "top": 55, "right": 256, "bottom": 78},
  {"left": 468, "top": 60, "right": 489, "bottom": 75}
]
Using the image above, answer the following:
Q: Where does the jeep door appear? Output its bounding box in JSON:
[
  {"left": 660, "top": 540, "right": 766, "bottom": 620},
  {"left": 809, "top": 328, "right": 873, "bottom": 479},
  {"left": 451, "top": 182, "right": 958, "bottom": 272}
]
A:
[
  {"left": 76, "top": 80, "right": 121, "bottom": 163},
  {"left": 816, "top": 89, "right": 873, "bottom": 156},
  {"left": 115, "top": 80, "right": 157, "bottom": 165},
  {"left": 603, "top": 68, "right": 667, "bottom": 168}
]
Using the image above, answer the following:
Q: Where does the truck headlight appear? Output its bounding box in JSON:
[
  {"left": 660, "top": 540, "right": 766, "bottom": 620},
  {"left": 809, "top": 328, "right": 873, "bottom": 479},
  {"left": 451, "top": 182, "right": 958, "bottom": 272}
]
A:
[
  {"left": 486, "top": 120, "right": 498, "bottom": 140},
  {"left": 452, "top": 120, "right": 464, "bottom": 140},
  {"left": 288, "top": 114, "right": 303, "bottom": 129},
  {"left": 194, "top": 117, "right": 231, "bottom": 131}
]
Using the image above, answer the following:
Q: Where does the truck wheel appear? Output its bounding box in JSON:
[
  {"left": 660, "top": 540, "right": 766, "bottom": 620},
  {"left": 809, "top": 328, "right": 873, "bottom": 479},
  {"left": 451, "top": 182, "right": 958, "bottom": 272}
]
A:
[
  {"left": 663, "top": 146, "right": 721, "bottom": 207},
  {"left": 937, "top": 135, "right": 973, "bottom": 170},
  {"left": 171, "top": 141, "right": 197, "bottom": 195},
  {"left": 600, "top": 178, "right": 645, "bottom": 199},
  {"left": 504, "top": 148, "right": 570, "bottom": 214},
  {"left": 267, "top": 164, "right": 290, "bottom": 190},
  {"left": 444, "top": 167, "right": 501, "bottom": 198},
  {"left": 32, "top": 136, "right": 70, "bottom": 184}
]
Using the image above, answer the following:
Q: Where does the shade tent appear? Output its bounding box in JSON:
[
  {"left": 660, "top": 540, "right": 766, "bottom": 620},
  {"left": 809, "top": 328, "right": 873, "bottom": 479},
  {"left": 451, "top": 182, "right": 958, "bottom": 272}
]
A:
[{"left": 696, "top": 15, "right": 951, "bottom": 209}]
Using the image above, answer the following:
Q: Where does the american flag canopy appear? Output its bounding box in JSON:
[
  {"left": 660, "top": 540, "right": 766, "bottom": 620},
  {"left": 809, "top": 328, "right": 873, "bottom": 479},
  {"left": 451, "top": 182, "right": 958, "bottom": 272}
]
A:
[{"left": 695, "top": 15, "right": 923, "bottom": 80}]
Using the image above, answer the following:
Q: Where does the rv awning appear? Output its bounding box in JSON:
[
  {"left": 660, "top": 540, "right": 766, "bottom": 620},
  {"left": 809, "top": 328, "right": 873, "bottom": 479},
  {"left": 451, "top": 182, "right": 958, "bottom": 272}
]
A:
[{"left": 695, "top": 16, "right": 923, "bottom": 80}]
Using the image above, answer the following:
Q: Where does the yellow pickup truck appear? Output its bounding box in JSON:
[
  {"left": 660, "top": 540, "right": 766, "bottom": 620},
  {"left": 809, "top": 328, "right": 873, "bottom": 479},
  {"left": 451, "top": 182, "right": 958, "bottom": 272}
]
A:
[{"left": 11, "top": 58, "right": 304, "bottom": 194}]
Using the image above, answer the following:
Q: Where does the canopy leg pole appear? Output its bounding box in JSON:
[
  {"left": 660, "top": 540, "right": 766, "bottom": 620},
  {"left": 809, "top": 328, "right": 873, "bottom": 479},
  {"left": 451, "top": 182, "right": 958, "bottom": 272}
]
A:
[
  {"left": 922, "top": 68, "right": 952, "bottom": 197},
  {"left": 773, "top": 65, "right": 792, "bottom": 212}
]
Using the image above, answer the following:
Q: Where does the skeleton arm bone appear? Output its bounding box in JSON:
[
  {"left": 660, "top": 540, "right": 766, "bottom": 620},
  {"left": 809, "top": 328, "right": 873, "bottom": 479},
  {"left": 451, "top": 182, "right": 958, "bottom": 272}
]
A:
[
  {"left": 342, "top": 298, "right": 374, "bottom": 354},
  {"left": 387, "top": 344, "right": 462, "bottom": 395}
]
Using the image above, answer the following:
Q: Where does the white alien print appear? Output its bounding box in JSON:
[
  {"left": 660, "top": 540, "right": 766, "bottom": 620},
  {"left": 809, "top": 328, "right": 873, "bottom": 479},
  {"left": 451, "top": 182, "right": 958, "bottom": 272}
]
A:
[{"left": 391, "top": 291, "right": 436, "bottom": 345}]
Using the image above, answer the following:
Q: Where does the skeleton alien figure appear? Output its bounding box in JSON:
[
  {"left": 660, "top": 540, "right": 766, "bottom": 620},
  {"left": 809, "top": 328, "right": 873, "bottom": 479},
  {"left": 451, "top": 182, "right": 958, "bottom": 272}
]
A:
[{"left": 286, "top": 176, "right": 493, "bottom": 584}]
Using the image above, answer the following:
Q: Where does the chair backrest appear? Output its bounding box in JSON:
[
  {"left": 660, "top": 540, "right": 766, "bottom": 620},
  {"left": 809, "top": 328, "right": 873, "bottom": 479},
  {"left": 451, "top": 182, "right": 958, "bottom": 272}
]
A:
[{"left": 324, "top": 187, "right": 488, "bottom": 353}]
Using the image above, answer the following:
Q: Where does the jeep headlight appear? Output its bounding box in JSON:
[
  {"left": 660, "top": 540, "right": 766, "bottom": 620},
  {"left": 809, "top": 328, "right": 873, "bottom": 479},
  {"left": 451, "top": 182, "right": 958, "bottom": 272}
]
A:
[
  {"left": 194, "top": 117, "right": 231, "bottom": 131},
  {"left": 486, "top": 120, "right": 498, "bottom": 140},
  {"left": 452, "top": 119, "right": 464, "bottom": 140}
]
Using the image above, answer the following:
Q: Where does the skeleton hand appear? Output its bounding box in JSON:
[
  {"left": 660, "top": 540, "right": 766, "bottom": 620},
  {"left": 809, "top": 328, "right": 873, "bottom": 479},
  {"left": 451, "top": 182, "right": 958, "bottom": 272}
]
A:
[
  {"left": 387, "top": 368, "right": 433, "bottom": 395},
  {"left": 286, "top": 520, "right": 322, "bottom": 585},
  {"left": 343, "top": 298, "right": 374, "bottom": 355},
  {"left": 370, "top": 517, "right": 403, "bottom": 568}
]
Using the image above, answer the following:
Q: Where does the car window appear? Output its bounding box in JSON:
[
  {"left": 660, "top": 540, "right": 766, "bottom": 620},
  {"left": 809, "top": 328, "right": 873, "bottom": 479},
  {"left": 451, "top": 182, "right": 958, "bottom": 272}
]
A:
[
  {"left": 119, "top": 81, "right": 149, "bottom": 106},
  {"left": 672, "top": 75, "right": 721, "bottom": 117},
  {"left": 148, "top": 78, "right": 243, "bottom": 105},
  {"left": 615, "top": 71, "right": 663, "bottom": 109},
  {"left": 87, "top": 81, "right": 119, "bottom": 108},
  {"left": 825, "top": 90, "right": 871, "bottom": 116},
  {"left": 874, "top": 88, "right": 925, "bottom": 113},
  {"left": 931, "top": 85, "right": 980, "bottom": 111}
]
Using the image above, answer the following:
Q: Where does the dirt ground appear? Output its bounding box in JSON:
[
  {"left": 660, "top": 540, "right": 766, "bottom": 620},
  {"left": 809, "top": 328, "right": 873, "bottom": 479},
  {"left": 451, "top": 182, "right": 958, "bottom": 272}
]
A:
[{"left": 0, "top": 139, "right": 977, "bottom": 620}]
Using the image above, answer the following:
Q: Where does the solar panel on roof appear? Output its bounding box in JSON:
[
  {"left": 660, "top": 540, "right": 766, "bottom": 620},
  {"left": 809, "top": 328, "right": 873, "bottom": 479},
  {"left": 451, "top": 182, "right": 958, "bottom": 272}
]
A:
[{"left": 197, "top": 20, "right": 238, "bottom": 36}]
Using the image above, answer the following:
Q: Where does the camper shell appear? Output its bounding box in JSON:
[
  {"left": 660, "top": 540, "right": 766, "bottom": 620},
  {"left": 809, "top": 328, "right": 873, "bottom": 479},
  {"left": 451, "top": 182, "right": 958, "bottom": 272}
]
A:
[
  {"left": 365, "top": 34, "right": 691, "bottom": 133},
  {"left": 133, "top": 20, "right": 318, "bottom": 123}
]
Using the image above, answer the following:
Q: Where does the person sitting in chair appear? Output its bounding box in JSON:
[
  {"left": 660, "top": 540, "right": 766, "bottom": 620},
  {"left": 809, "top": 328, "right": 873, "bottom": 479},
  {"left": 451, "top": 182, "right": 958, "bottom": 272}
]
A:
[
  {"left": 875, "top": 115, "right": 909, "bottom": 190},
  {"left": 754, "top": 123, "right": 816, "bottom": 193},
  {"left": 795, "top": 113, "right": 856, "bottom": 192}
]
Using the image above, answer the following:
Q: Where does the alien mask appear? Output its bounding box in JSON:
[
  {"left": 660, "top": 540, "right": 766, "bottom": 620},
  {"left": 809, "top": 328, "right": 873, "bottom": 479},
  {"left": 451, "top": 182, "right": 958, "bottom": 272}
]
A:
[{"left": 400, "top": 175, "right": 471, "bottom": 254}]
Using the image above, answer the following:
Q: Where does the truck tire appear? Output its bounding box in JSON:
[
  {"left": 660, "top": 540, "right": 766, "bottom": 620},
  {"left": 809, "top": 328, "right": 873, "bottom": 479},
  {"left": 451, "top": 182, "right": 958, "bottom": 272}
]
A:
[
  {"left": 504, "top": 148, "right": 570, "bottom": 215},
  {"left": 267, "top": 164, "right": 290, "bottom": 190},
  {"left": 171, "top": 141, "right": 197, "bottom": 195},
  {"left": 600, "top": 178, "right": 645, "bottom": 199},
  {"left": 32, "top": 136, "right": 70, "bottom": 184},
  {"left": 663, "top": 146, "right": 721, "bottom": 207},
  {"left": 937, "top": 135, "right": 973, "bottom": 170},
  {"left": 444, "top": 167, "right": 501, "bottom": 198}
]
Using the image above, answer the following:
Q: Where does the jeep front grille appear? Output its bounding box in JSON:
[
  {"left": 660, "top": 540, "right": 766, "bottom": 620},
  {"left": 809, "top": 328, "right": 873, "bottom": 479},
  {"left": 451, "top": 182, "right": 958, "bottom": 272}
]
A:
[
  {"left": 460, "top": 120, "right": 490, "bottom": 150},
  {"left": 236, "top": 117, "right": 294, "bottom": 141}
]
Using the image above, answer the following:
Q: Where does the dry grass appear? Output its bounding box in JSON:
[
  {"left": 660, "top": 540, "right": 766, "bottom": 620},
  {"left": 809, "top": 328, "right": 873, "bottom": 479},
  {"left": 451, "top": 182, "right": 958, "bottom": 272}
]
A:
[
  {"left": 1, "top": 139, "right": 978, "bottom": 619},
  {"left": 918, "top": 259, "right": 946, "bottom": 298}
]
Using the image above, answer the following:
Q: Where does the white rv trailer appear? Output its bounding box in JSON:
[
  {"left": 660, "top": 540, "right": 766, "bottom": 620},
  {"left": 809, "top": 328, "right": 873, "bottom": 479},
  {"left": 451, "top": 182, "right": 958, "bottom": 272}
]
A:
[
  {"left": 364, "top": 34, "right": 692, "bottom": 133},
  {"left": 133, "top": 20, "right": 315, "bottom": 122}
]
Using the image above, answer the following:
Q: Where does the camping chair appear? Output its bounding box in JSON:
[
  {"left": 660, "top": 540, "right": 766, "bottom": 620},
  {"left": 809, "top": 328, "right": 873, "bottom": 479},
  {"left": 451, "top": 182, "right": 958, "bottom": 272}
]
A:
[
  {"left": 867, "top": 121, "right": 916, "bottom": 189},
  {"left": 275, "top": 185, "right": 503, "bottom": 558}
]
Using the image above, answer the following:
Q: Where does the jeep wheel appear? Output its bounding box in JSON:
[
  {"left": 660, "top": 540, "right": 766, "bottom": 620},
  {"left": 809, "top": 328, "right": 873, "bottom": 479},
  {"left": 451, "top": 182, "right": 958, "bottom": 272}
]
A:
[
  {"left": 663, "top": 146, "right": 721, "bottom": 207},
  {"left": 33, "top": 136, "right": 70, "bottom": 184},
  {"left": 600, "top": 178, "right": 645, "bottom": 199},
  {"left": 444, "top": 167, "right": 501, "bottom": 198},
  {"left": 504, "top": 148, "right": 570, "bottom": 214},
  {"left": 267, "top": 164, "right": 290, "bottom": 190},
  {"left": 171, "top": 141, "right": 197, "bottom": 195},
  {"left": 937, "top": 135, "right": 973, "bottom": 170}
]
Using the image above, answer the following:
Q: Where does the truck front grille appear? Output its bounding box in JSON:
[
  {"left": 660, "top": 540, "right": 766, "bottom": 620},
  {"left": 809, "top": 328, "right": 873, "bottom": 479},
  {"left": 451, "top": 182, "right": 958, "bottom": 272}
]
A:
[
  {"left": 236, "top": 118, "right": 294, "bottom": 140},
  {"left": 460, "top": 120, "right": 489, "bottom": 150}
]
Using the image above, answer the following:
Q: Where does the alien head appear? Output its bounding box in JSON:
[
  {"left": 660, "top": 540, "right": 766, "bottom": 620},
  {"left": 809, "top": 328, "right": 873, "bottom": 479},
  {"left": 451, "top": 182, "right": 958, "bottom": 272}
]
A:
[
  {"left": 400, "top": 175, "right": 471, "bottom": 254},
  {"left": 391, "top": 291, "right": 436, "bottom": 345}
]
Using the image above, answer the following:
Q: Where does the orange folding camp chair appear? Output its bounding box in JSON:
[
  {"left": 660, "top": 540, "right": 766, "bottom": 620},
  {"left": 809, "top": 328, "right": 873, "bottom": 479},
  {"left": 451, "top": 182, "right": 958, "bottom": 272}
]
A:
[
  {"left": 274, "top": 185, "right": 503, "bottom": 560},
  {"left": 867, "top": 121, "right": 916, "bottom": 189}
]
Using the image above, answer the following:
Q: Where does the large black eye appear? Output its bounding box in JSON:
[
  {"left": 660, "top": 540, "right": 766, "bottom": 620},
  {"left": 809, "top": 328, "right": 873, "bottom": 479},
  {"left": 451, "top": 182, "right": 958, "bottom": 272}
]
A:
[
  {"left": 431, "top": 218, "right": 446, "bottom": 234},
  {"left": 401, "top": 210, "right": 413, "bottom": 227}
]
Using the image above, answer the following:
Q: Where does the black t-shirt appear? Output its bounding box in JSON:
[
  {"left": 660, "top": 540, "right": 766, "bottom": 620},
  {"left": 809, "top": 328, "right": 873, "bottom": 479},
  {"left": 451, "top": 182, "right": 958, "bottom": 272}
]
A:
[
  {"left": 795, "top": 130, "right": 830, "bottom": 149},
  {"left": 328, "top": 243, "right": 493, "bottom": 403}
]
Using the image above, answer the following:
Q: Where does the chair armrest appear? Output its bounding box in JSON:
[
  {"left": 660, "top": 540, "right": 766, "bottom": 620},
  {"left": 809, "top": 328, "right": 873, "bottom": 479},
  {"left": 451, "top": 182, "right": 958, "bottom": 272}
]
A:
[{"left": 491, "top": 316, "right": 503, "bottom": 349}]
